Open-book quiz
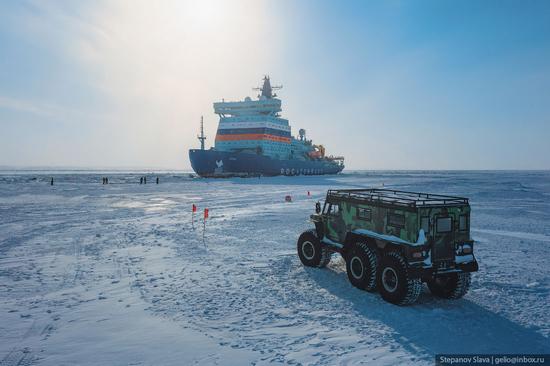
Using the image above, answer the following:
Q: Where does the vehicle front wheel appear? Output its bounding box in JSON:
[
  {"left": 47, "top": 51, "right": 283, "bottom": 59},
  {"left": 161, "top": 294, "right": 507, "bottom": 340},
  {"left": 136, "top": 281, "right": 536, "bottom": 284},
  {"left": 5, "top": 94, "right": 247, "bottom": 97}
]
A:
[
  {"left": 297, "top": 229, "right": 331, "bottom": 268},
  {"left": 377, "top": 252, "right": 422, "bottom": 306},
  {"left": 346, "top": 242, "right": 378, "bottom": 292},
  {"left": 427, "top": 272, "right": 471, "bottom": 299}
]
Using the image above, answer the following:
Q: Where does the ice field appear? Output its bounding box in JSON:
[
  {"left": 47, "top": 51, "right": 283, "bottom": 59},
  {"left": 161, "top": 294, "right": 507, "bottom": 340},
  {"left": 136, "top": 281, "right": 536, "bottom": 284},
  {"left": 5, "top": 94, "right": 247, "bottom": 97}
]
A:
[{"left": 1, "top": 171, "right": 549, "bottom": 365}]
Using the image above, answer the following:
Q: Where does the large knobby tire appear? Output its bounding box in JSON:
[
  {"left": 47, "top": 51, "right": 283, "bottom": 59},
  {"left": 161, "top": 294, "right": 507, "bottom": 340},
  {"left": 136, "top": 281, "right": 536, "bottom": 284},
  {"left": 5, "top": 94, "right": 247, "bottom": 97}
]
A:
[
  {"left": 377, "top": 252, "right": 422, "bottom": 306},
  {"left": 297, "top": 229, "right": 331, "bottom": 268},
  {"left": 346, "top": 242, "right": 378, "bottom": 292},
  {"left": 427, "top": 272, "right": 471, "bottom": 299}
]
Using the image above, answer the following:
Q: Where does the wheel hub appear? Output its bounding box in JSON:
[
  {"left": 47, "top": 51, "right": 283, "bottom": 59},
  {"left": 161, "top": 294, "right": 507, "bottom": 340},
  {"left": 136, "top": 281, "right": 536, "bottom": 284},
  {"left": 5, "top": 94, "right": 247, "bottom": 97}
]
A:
[
  {"left": 350, "top": 256, "right": 364, "bottom": 279},
  {"left": 382, "top": 267, "right": 398, "bottom": 293},
  {"left": 302, "top": 241, "right": 315, "bottom": 260}
]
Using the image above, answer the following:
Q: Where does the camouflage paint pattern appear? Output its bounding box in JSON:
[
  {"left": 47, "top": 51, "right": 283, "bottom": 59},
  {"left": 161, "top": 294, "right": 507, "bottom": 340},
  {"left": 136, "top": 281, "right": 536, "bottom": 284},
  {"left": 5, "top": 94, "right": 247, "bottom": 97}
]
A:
[
  {"left": 418, "top": 205, "right": 471, "bottom": 260},
  {"left": 322, "top": 197, "right": 471, "bottom": 262}
]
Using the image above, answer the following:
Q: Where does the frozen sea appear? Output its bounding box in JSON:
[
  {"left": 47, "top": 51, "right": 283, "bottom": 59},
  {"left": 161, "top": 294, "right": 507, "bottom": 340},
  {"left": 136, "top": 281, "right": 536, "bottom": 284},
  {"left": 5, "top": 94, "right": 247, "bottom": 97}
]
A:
[{"left": 0, "top": 170, "right": 549, "bottom": 365}]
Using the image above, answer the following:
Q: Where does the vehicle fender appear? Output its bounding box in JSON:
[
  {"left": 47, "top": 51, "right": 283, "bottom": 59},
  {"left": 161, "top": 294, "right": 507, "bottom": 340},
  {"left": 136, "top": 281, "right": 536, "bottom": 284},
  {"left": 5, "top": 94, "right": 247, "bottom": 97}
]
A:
[
  {"left": 314, "top": 221, "right": 324, "bottom": 239},
  {"left": 343, "top": 232, "right": 378, "bottom": 257},
  {"left": 343, "top": 232, "right": 409, "bottom": 258}
]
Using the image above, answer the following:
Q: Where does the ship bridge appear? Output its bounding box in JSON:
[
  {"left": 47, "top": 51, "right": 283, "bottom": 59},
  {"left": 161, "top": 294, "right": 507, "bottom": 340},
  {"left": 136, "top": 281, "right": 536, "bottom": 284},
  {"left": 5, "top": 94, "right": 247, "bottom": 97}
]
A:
[
  {"left": 213, "top": 76, "right": 282, "bottom": 117},
  {"left": 213, "top": 98, "right": 281, "bottom": 117},
  {"left": 214, "top": 76, "right": 292, "bottom": 159}
]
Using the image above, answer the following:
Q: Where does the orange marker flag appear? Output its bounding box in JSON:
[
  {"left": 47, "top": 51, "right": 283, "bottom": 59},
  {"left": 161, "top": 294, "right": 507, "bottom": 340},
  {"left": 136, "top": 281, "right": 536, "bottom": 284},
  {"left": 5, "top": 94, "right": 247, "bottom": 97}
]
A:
[{"left": 204, "top": 208, "right": 209, "bottom": 219}]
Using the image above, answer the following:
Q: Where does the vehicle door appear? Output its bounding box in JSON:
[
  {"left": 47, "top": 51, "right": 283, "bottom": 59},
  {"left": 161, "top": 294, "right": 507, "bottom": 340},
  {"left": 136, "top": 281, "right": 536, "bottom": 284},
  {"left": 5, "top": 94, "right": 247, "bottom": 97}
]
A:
[
  {"left": 432, "top": 214, "right": 455, "bottom": 261},
  {"left": 325, "top": 203, "right": 346, "bottom": 243}
]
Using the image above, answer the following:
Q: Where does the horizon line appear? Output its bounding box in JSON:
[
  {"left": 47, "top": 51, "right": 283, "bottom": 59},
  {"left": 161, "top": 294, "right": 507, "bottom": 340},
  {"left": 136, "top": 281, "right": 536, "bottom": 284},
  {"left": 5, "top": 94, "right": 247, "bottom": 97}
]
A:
[{"left": 0, "top": 166, "right": 549, "bottom": 173}]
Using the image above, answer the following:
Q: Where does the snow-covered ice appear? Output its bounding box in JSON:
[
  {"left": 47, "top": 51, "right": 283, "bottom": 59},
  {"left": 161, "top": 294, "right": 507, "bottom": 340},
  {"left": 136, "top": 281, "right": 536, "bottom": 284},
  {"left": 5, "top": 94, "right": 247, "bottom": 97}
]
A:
[{"left": 1, "top": 171, "right": 549, "bottom": 365}]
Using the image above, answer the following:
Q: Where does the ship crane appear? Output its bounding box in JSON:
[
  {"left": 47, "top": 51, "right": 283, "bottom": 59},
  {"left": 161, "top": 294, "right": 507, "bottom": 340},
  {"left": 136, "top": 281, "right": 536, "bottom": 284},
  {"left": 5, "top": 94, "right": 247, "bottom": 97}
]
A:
[{"left": 314, "top": 144, "right": 326, "bottom": 158}]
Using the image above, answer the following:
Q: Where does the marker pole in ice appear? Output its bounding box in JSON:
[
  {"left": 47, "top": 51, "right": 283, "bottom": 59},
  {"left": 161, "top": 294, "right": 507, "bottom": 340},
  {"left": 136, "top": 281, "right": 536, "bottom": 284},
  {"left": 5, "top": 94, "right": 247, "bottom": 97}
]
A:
[
  {"left": 202, "top": 208, "right": 209, "bottom": 247},
  {"left": 192, "top": 204, "right": 197, "bottom": 230}
]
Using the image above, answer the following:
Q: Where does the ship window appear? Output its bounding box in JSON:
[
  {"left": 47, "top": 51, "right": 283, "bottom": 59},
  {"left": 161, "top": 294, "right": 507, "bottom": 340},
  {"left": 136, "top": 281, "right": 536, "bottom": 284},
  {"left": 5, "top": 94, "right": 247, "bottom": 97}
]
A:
[
  {"left": 436, "top": 217, "right": 452, "bottom": 233},
  {"left": 387, "top": 213, "right": 405, "bottom": 227},
  {"left": 356, "top": 207, "right": 371, "bottom": 221},
  {"left": 459, "top": 214, "right": 469, "bottom": 231},
  {"left": 421, "top": 216, "right": 430, "bottom": 233}
]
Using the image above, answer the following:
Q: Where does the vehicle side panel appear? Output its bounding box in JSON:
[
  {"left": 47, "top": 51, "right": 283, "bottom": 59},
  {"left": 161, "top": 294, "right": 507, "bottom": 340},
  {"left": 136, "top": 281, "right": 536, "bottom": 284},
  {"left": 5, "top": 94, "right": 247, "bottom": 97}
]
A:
[{"left": 325, "top": 200, "right": 420, "bottom": 244}]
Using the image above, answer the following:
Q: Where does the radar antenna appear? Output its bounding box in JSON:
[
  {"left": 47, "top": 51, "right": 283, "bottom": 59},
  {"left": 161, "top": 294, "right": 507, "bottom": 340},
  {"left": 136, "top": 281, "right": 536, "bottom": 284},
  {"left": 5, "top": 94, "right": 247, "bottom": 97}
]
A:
[
  {"left": 197, "top": 116, "right": 206, "bottom": 150},
  {"left": 253, "top": 75, "right": 282, "bottom": 99}
]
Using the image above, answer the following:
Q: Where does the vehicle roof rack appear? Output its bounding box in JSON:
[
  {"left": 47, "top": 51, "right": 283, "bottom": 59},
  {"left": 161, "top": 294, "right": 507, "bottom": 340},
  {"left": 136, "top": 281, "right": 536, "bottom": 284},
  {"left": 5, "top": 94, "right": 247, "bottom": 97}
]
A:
[{"left": 326, "top": 188, "right": 469, "bottom": 208}]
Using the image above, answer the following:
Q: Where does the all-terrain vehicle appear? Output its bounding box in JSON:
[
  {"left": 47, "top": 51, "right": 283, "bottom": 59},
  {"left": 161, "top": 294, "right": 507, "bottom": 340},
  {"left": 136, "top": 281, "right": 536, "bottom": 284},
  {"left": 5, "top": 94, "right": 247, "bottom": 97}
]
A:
[{"left": 297, "top": 189, "right": 478, "bottom": 305}]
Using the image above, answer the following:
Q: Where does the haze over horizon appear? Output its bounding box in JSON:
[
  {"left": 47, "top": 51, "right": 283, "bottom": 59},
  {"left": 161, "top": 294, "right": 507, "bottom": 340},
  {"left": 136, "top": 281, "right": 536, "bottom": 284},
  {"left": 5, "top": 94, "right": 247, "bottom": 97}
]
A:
[{"left": 1, "top": 0, "right": 549, "bottom": 170}]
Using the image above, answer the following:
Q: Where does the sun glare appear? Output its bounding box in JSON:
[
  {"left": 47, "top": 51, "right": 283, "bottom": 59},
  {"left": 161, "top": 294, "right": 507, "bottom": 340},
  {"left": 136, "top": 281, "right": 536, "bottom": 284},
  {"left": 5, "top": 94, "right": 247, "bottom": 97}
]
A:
[
  {"left": 64, "top": 0, "right": 273, "bottom": 167},
  {"left": 179, "top": 0, "right": 227, "bottom": 32}
]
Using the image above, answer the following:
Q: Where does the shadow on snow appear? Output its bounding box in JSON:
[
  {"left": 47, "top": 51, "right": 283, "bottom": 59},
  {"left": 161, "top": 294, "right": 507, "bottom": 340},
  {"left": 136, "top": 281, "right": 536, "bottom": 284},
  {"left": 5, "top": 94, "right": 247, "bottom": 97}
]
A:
[{"left": 305, "top": 266, "right": 549, "bottom": 357}]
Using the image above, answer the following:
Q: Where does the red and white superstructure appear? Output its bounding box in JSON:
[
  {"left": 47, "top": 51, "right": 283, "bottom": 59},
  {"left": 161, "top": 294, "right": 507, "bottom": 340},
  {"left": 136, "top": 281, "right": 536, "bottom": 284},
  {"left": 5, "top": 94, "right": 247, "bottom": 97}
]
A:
[{"left": 214, "top": 76, "right": 293, "bottom": 158}]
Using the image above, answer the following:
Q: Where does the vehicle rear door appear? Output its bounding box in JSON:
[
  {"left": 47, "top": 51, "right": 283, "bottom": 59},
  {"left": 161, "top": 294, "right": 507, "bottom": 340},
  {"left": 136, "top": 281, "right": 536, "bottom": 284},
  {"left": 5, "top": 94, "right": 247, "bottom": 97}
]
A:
[{"left": 432, "top": 214, "right": 455, "bottom": 261}]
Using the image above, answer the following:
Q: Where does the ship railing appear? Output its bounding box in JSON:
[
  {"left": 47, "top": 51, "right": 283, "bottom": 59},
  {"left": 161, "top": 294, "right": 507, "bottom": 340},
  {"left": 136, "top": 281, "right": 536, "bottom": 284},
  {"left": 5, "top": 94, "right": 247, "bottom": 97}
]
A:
[{"left": 326, "top": 188, "right": 469, "bottom": 208}]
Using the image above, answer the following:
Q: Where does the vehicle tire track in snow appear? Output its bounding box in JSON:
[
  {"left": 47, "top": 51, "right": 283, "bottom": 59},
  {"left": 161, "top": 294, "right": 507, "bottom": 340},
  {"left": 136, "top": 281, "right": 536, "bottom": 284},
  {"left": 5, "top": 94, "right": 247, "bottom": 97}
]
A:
[{"left": 0, "top": 348, "right": 35, "bottom": 366}]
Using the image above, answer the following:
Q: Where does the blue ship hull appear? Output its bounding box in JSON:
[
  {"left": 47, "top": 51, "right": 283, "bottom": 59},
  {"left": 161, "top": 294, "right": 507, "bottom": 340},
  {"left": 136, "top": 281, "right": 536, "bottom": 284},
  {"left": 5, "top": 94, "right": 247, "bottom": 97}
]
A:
[{"left": 189, "top": 149, "right": 344, "bottom": 177}]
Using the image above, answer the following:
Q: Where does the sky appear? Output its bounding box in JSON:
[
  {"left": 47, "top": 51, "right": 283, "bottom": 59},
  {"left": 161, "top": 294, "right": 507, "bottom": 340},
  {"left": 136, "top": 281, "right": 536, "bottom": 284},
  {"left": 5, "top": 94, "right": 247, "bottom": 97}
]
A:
[{"left": 0, "top": 0, "right": 549, "bottom": 170}]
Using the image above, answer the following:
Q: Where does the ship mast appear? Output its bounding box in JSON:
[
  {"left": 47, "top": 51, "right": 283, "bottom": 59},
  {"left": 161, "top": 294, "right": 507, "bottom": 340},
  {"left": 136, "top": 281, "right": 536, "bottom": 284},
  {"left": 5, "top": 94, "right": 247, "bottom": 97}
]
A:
[
  {"left": 253, "top": 76, "right": 282, "bottom": 99},
  {"left": 197, "top": 116, "right": 206, "bottom": 150}
]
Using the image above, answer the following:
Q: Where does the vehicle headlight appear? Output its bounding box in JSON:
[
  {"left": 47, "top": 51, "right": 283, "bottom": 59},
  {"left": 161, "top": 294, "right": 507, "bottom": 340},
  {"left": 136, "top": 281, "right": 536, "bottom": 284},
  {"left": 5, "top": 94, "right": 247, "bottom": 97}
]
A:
[{"left": 456, "top": 243, "right": 473, "bottom": 255}]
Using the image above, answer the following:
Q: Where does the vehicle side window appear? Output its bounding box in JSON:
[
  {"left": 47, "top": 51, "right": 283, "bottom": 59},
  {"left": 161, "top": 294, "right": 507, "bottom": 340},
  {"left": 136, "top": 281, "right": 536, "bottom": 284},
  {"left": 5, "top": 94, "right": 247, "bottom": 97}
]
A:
[
  {"left": 387, "top": 213, "right": 405, "bottom": 227},
  {"left": 421, "top": 216, "right": 430, "bottom": 233},
  {"left": 436, "top": 217, "right": 452, "bottom": 233},
  {"left": 459, "top": 214, "right": 469, "bottom": 231},
  {"left": 330, "top": 204, "right": 340, "bottom": 216},
  {"left": 357, "top": 207, "right": 371, "bottom": 221}
]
